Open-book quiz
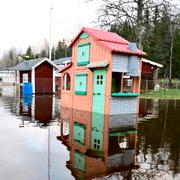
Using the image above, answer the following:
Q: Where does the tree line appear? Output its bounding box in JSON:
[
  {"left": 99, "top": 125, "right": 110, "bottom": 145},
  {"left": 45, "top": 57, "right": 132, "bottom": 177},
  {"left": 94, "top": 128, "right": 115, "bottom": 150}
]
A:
[
  {"left": 94, "top": 0, "right": 180, "bottom": 80},
  {"left": 1, "top": 0, "right": 179, "bottom": 81},
  {"left": 0, "top": 39, "right": 72, "bottom": 68}
]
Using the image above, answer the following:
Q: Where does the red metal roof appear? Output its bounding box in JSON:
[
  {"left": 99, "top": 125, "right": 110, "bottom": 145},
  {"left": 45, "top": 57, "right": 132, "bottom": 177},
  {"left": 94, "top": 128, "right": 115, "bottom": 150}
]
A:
[
  {"left": 69, "top": 27, "right": 146, "bottom": 56},
  {"left": 98, "top": 41, "right": 146, "bottom": 56},
  {"left": 83, "top": 27, "right": 129, "bottom": 45}
]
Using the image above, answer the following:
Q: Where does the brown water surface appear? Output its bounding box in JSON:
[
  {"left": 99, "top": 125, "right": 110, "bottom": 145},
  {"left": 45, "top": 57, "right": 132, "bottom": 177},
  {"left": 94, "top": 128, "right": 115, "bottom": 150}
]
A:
[{"left": 0, "top": 96, "right": 180, "bottom": 180}]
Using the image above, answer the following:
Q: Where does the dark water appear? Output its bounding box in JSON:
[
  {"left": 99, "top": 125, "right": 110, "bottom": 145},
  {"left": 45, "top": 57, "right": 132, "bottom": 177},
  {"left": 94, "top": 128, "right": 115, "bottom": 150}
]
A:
[{"left": 0, "top": 96, "right": 180, "bottom": 180}]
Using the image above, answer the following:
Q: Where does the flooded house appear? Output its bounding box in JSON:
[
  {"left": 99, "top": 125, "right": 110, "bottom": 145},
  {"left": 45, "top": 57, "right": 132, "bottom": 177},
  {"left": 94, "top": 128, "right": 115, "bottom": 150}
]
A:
[
  {"left": 58, "top": 27, "right": 145, "bottom": 179},
  {"left": 12, "top": 58, "right": 59, "bottom": 95},
  {"left": 53, "top": 57, "right": 72, "bottom": 96},
  {"left": 0, "top": 68, "right": 17, "bottom": 96},
  {"left": 0, "top": 68, "right": 16, "bottom": 86},
  {"left": 60, "top": 27, "right": 146, "bottom": 130}
]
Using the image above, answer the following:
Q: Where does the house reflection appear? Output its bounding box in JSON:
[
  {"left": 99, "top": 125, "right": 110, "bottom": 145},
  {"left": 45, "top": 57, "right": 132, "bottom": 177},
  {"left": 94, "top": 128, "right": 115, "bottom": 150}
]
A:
[
  {"left": 58, "top": 107, "right": 138, "bottom": 179},
  {"left": 18, "top": 95, "right": 56, "bottom": 127},
  {"left": 139, "top": 98, "right": 159, "bottom": 120}
]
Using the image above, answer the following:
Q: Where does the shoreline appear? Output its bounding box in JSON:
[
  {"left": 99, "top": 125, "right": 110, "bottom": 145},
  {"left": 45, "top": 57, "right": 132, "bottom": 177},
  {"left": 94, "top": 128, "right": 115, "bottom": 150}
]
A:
[{"left": 140, "top": 89, "right": 180, "bottom": 100}]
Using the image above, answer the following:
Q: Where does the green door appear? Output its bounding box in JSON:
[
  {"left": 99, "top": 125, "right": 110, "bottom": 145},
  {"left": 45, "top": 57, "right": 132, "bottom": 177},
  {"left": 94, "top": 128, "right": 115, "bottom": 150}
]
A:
[{"left": 92, "top": 69, "right": 106, "bottom": 131}]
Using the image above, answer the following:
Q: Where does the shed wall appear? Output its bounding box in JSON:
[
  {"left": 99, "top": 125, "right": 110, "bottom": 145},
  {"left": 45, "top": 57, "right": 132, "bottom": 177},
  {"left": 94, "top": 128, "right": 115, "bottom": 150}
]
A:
[{"left": 35, "top": 61, "right": 53, "bottom": 94}]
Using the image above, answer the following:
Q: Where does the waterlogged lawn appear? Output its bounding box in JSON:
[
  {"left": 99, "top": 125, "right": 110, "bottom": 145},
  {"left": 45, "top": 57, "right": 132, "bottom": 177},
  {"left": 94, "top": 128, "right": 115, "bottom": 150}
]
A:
[{"left": 141, "top": 89, "right": 180, "bottom": 99}]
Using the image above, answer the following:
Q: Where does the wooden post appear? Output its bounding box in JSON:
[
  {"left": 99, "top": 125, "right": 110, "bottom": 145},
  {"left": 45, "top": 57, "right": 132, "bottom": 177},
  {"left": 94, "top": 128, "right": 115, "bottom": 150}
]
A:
[{"left": 145, "top": 79, "right": 148, "bottom": 92}]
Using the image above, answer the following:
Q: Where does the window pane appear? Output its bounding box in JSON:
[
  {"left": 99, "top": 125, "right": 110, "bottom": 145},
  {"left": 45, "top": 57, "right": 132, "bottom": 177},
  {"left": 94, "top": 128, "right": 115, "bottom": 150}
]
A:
[{"left": 63, "top": 73, "right": 70, "bottom": 90}]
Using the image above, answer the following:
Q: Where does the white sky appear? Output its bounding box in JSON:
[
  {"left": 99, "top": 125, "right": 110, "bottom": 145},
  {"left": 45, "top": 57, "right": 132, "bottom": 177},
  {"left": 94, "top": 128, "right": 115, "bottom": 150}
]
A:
[
  {"left": 0, "top": 0, "right": 101, "bottom": 56},
  {"left": 0, "top": 0, "right": 179, "bottom": 57}
]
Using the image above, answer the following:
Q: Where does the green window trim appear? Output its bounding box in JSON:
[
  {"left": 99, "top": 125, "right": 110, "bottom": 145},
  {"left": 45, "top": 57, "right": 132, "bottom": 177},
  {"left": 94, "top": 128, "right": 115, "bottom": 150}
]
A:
[
  {"left": 77, "top": 61, "right": 90, "bottom": 66},
  {"left": 74, "top": 150, "right": 85, "bottom": 172},
  {"left": 74, "top": 122, "right": 86, "bottom": 128},
  {"left": 80, "top": 32, "right": 89, "bottom": 39},
  {"left": 75, "top": 73, "right": 88, "bottom": 77},
  {"left": 75, "top": 73, "right": 87, "bottom": 95},
  {"left": 111, "top": 92, "right": 140, "bottom": 97},
  {"left": 75, "top": 91, "right": 87, "bottom": 95},
  {"left": 74, "top": 139, "right": 85, "bottom": 145},
  {"left": 109, "top": 130, "right": 138, "bottom": 137},
  {"left": 77, "top": 42, "right": 90, "bottom": 66},
  {"left": 78, "top": 42, "right": 91, "bottom": 47},
  {"left": 73, "top": 122, "right": 86, "bottom": 145}
]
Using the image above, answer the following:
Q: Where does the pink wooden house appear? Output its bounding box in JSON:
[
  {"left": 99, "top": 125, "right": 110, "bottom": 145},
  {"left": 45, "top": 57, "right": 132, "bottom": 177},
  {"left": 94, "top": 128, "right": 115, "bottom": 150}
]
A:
[{"left": 60, "top": 27, "right": 146, "bottom": 117}]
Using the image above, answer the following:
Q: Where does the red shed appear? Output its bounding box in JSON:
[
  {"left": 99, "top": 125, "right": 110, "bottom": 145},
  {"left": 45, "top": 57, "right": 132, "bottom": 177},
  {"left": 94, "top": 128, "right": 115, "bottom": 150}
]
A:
[
  {"left": 13, "top": 58, "right": 59, "bottom": 94},
  {"left": 141, "top": 58, "right": 163, "bottom": 90}
]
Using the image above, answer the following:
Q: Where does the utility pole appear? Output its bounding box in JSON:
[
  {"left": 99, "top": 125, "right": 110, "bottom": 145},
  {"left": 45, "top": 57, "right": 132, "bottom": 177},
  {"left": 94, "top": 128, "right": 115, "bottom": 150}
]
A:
[{"left": 49, "top": 0, "right": 53, "bottom": 61}]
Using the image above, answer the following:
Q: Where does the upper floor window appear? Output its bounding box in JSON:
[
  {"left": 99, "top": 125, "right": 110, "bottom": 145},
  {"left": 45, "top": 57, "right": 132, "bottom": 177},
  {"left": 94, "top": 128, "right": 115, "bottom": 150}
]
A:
[
  {"left": 75, "top": 73, "right": 87, "bottom": 95},
  {"left": 77, "top": 42, "right": 90, "bottom": 66},
  {"left": 63, "top": 73, "right": 70, "bottom": 90}
]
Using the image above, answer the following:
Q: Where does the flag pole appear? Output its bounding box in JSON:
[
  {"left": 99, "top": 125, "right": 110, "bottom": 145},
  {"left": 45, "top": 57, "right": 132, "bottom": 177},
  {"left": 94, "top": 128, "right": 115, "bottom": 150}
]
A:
[{"left": 49, "top": 0, "right": 53, "bottom": 61}]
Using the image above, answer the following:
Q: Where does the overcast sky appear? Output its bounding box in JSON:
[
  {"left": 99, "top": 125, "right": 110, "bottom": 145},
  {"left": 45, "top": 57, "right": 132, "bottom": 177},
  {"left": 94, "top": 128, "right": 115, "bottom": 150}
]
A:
[
  {"left": 0, "top": 0, "right": 179, "bottom": 57},
  {"left": 0, "top": 0, "right": 101, "bottom": 56}
]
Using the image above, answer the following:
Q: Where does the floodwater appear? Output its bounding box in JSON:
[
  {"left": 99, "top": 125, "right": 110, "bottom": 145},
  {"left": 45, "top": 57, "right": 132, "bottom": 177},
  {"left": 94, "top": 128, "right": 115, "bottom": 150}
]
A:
[{"left": 0, "top": 95, "right": 180, "bottom": 180}]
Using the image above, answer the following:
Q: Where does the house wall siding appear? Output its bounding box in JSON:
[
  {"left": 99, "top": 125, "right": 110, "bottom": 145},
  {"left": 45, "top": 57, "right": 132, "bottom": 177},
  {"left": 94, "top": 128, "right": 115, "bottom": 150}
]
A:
[
  {"left": 112, "top": 54, "right": 129, "bottom": 72},
  {"left": 70, "top": 35, "right": 112, "bottom": 114},
  {"left": 127, "top": 56, "right": 140, "bottom": 76},
  {"left": 110, "top": 97, "right": 138, "bottom": 115}
]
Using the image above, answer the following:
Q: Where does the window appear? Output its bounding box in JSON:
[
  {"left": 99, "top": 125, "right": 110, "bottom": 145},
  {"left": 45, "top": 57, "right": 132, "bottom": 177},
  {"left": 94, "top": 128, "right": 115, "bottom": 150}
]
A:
[
  {"left": 63, "top": 73, "right": 70, "bottom": 90},
  {"left": 73, "top": 122, "right": 85, "bottom": 145},
  {"left": 96, "top": 75, "right": 103, "bottom": 85},
  {"left": 75, "top": 74, "right": 87, "bottom": 95},
  {"left": 93, "top": 138, "right": 101, "bottom": 150},
  {"left": 111, "top": 72, "right": 122, "bottom": 93},
  {"left": 80, "top": 32, "right": 89, "bottom": 39},
  {"left": 122, "top": 75, "right": 133, "bottom": 92},
  {"left": 22, "top": 73, "right": 28, "bottom": 83},
  {"left": 77, "top": 42, "right": 90, "bottom": 66}
]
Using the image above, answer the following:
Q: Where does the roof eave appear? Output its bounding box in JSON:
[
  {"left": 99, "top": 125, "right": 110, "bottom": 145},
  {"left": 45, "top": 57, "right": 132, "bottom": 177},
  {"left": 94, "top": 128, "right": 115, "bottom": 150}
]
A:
[
  {"left": 59, "top": 62, "right": 72, "bottom": 73},
  {"left": 112, "top": 50, "right": 147, "bottom": 56},
  {"left": 32, "top": 58, "right": 59, "bottom": 70}
]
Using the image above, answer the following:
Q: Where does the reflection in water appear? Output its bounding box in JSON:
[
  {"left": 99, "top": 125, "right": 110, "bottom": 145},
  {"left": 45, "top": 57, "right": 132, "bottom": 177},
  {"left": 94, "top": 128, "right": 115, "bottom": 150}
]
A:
[
  {"left": 136, "top": 99, "right": 180, "bottom": 179},
  {"left": 0, "top": 97, "right": 180, "bottom": 179},
  {"left": 58, "top": 107, "right": 138, "bottom": 179},
  {"left": 18, "top": 95, "right": 59, "bottom": 127},
  {"left": 0, "top": 96, "right": 70, "bottom": 180},
  {"left": 58, "top": 100, "right": 180, "bottom": 179}
]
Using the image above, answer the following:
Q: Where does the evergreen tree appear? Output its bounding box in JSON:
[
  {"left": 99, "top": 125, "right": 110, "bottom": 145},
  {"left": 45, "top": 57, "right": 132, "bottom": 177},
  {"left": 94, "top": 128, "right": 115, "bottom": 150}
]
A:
[
  {"left": 25, "top": 46, "right": 34, "bottom": 60},
  {"left": 55, "top": 39, "right": 72, "bottom": 59}
]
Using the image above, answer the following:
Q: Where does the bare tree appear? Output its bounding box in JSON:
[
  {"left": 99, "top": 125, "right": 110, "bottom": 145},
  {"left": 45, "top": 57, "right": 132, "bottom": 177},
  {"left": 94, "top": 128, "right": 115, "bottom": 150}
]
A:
[
  {"left": 92, "top": 0, "right": 165, "bottom": 49},
  {"left": 0, "top": 48, "right": 20, "bottom": 68}
]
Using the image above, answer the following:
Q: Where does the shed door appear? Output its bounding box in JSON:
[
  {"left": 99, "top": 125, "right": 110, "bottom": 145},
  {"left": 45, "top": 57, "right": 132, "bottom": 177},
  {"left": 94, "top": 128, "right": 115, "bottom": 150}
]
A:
[
  {"left": 92, "top": 69, "right": 106, "bottom": 131},
  {"left": 35, "top": 62, "right": 53, "bottom": 94}
]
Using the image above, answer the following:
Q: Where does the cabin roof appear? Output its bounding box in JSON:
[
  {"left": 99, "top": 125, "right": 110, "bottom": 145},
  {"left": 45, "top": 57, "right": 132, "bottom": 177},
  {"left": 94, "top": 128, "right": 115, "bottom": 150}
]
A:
[
  {"left": 142, "top": 58, "right": 163, "bottom": 68},
  {"left": 59, "top": 62, "right": 72, "bottom": 73},
  {"left": 11, "top": 58, "right": 59, "bottom": 71},
  {"left": 53, "top": 57, "right": 72, "bottom": 65},
  {"left": 69, "top": 27, "right": 146, "bottom": 56}
]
